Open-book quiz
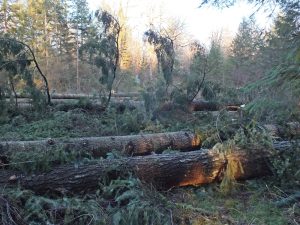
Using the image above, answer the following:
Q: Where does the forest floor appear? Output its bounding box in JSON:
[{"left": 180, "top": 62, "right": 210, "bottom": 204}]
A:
[{"left": 0, "top": 104, "right": 299, "bottom": 225}]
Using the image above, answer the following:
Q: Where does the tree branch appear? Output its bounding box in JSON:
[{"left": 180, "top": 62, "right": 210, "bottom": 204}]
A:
[{"left": 0, "top": 38, "right": 51, "bottom": 105}]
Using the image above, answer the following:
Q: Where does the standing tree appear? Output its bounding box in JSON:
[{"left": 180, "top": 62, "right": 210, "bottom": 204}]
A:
[
  {"left": 144, "top": 29, "right": 175, "bottom": 89},
  {"left": 0, "top": 37, "right": 51, "bottom": 107},
  {"left": 69, "top": 0, "right": 91, "bottom": 93},
  {"left": 80, "top": 9, "right": 121, "bottom": 109},
  {"left": 244, "top": 4, "right": 300, "bottom": 121},
  {"left": 0, "top": 0, "right": 26, "bottom": 37},
  {"left": 187, "top": 41, "right": 209, "bottom": 102},
  {"left": 229, "top": 18, "right": 264, "bottom": 86},
  {"left": 0, "top": 0, "right": 10, "bottom": 33},
  {"left": 207, "top": 32, "right": 226, "bottom": 84}
]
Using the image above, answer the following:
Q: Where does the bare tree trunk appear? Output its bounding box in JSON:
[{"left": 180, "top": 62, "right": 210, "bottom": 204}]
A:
[
  {"left": 0, "top": 148, "right": 272, "bottom": 194},
  {"left": 8, "top": 77, "right": 18, "bottom": 107},
  {"left": 0, "top": 131, "right": 201, "bottom": 157},
  {"left": 76, "top": 29, "right": 80, "bottom": 93},
  {"left": 3, "top": 0, "right": 8, "bottom": 34}
]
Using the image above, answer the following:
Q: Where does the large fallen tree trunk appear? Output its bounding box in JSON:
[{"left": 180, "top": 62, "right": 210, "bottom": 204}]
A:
[
  {"left": 189, "top": 100, "right": 241, "bottom": 111},
  {"left": 0, "top": 148, "right": 272, "bottom": 194},
  {"left": 0, "top": 131, "right": 201, "bottom": 157},
  {"left": 155, "top": 101, "right": 241, "bottom": 115},
  {"left": 10, "top": 92, "right": 140, "bottom": 99},
  {"left": 188, "top": 100, "right": 221, "bottom": 111},
  {"left": 14, "top": 97, "right": 140, "bottom": 104},
  {"left": 264, "top": 122, "right": 300, "bottom": 139},
  {"left": 14, "top": 99, "right": 145, "bottom": 112}
]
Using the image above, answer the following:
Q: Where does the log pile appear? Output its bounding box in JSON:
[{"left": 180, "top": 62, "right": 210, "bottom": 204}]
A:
[
  {"left": 0, "top": 111, "right": 297, "bottom": 194},
  {"left": 7, "top": 130, "right": 298, "bottom": 194}
]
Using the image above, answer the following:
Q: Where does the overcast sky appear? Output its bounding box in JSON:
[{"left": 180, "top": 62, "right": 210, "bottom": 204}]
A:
[{"left": 87, "top": 0, "right": 276, "bottom": 45}]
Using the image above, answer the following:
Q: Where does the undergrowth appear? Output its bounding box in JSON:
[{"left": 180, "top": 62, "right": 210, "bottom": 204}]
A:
[{"left": 0, "top": 107, "right": 146, "bottom": 141}]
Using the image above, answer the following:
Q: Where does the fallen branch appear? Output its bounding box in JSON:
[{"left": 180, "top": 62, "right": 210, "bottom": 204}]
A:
[{"left": 0, "top": 195, "right": 26, "bottom": 225}]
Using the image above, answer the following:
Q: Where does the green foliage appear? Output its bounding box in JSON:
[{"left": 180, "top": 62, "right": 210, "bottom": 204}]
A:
[
  {"left": 270, "top": 141, "right": 300, "bottom": 188},
  {"left": 141, "top": 88, "right": 157, "bottom": 114},
  {"left": 113, "top": 108, "right": 145, "bottom": 134},
  {"left": 141, "top": 78, "right": 170, "bottom": 115},
  {"left": 80, "top": 9, "right": 121, "bottom": 106},
  {"left": 0, "top": 105, "right": 147, "bottom": 141},
  {"left": 101, "top": 177, "right": 173, "bottom": 225},
  {"left": 187, "top": 41, "right": 208, "bottom": 101},
  {"left": 199, "top": 0, "right": 296, "bottom": 8},
  {"left": 244, "top": 95, "right": 300, "bottom": 123},
  {"left": 243, "top": 4, "right": 300, "bottom": 122},
  {"left": 0, "top": 36, "right": 48, "bottom": 111},
  {"left": 187, "top": 38, "right": 236, "bottom": 103},
  {"left": 9, "top": 147, "right": 93, "bottom": 173},
  {"left": 232, "top": 121, "right": 273, "bottom": 150},
  {"left": 229, "top": 18, "right": 264, "bottom": 86},
  {"left": 6, "top": 189, "right": 108, "bottom": 225},
  {"left": 144, "top": 29, "right": 175, "bottom": 86}
]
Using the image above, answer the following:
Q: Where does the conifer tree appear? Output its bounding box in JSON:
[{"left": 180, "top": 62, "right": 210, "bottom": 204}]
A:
[{"left": 69, "top": 0, "right": 91, "bottom": 92}]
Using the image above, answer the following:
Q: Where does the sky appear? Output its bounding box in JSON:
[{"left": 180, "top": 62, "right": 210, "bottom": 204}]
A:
[{"left": 87, "top": 0, "right": 277, "bottom": 45}]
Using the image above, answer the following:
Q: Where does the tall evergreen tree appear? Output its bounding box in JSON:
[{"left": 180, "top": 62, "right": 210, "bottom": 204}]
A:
[
  {"left": 69, "top": 0, "right": 91, "bottom": 92},
  {"left": 207, "top": 32, "right": 225, "bottom": 84},
  {"left": 0, "top": 0, "right": 26, "bottom": 36},
  {"left": 229, "top": 18, "right": 264, "bottom": 85}
]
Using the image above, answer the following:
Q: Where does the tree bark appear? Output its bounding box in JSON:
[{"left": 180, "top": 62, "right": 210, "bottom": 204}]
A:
[
  {"left": 0, "top": 131, "right": 201, "bottom": 157},
  {"left": 0, "top": 148, "right": 271, "bottom": 194}
]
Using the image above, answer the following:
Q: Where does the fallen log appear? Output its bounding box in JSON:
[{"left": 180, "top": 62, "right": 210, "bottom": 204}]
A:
[
  {"left": 12, "top": 97, "right": 140, "bottom": 104},
  {"left": 188, "top": 100, "right": 221, "bottom": 111},
  {"left": 264, "top": 122, "right": 300, "bottom": 139},
  {"left": 9, "top": 92, "right": 140, "bottom": 99},
  {"left": 155, "top": 100, "right": 241, "bottom": 114},
  {"left": 14, "top": 99, "right": 145, "bottom": 112},
  {"left": 0, "top": 131, "right": 201, "bottom": 157},
  {"left": 0, "top": 148, "right": 271, "bottom": 194}
]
